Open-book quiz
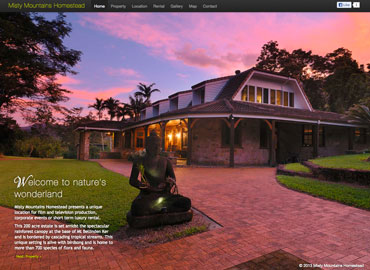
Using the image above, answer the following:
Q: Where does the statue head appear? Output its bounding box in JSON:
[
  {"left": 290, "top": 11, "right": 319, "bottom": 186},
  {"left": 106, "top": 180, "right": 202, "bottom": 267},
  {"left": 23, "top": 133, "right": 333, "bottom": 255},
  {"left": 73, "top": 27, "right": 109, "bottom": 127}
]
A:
[{"left": 146, "top": 130, "right": 161, "bottom": 157}]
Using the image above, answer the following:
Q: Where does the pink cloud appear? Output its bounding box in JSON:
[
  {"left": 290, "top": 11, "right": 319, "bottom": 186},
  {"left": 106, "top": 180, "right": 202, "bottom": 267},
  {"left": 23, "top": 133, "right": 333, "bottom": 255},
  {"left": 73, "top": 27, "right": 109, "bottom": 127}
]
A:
[
  {"left": 104, "top": 67, "right": 141, "bottom": 77},
  {"left": 68, "top": 86, "right": 134, "bottom": 103},
  {"left": 56, "top": 75, "right": 81, "bottom": 85},
  {"left": 81, "top": 13, "right": 370, "bottom": 75}
]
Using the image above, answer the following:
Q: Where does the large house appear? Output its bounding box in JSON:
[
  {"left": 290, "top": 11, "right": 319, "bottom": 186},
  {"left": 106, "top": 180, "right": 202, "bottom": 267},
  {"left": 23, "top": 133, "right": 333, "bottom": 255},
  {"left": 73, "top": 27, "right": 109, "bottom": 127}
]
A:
[{"left": 76, "top": 68, "right": 369, "bottom": 167}]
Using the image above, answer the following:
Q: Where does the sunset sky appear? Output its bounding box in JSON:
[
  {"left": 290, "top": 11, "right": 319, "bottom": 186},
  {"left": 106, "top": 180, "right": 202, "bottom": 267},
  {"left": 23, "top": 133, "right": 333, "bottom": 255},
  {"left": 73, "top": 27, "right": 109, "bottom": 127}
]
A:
[{"left": 20, "top": 13, "right": 370, "bottom": 124}]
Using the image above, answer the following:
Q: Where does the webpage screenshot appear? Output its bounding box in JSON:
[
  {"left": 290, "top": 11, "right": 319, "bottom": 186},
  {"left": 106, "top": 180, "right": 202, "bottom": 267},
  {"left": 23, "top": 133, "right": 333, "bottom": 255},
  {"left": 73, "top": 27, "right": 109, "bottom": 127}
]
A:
[{"left": 0, "top": 1, "right": 370, "bottom": 270}]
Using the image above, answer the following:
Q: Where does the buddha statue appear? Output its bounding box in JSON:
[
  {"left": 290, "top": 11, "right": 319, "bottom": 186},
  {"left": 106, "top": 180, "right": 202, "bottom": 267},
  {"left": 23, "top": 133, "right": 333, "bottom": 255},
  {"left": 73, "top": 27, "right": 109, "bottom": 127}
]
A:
[{"left": 127, "top": 130, "right": 192, "bottom": 227}]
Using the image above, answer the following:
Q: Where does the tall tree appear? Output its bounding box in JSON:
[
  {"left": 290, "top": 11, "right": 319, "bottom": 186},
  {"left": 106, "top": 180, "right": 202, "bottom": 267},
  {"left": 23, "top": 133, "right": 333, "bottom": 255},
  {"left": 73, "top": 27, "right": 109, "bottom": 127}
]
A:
[
  {"left": 125, "top": 96, "right": 146, "bottom": 121},
  {"left": 0, "top": 13, "right": 81, "bottom": 119},
  {"left": 255, "top": 41, "right": 369, "bottom": 112},
  {"left": 88, "top": 98, "right": 105, "bottom": 120},
  {"left": 256, "top": 41, "right": 287, "bottom": 72},
  {"left": 103, "top": 97, "right": 120, "bottom": 120},
  {"left": 116, "top": 104, "right": 133, "bottom": 121},
  {"left": 347, "top": 104, "right": 370, "bottom": 128},
  {"left": 88, "top": 98, "right": 106, "bottom": 150},
  {"left": 323, "top": 48, "right": 367, "bottom": 113},
  {"left": 134, "top": 83, "right": 160, "bottom": 104}
]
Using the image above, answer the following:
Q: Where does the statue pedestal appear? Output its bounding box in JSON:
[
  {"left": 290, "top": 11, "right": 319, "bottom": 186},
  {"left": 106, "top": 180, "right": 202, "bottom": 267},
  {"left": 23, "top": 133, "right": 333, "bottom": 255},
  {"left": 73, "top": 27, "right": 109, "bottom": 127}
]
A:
[{"left": 127, "top": 209, "right": 193, "bottom": 229}]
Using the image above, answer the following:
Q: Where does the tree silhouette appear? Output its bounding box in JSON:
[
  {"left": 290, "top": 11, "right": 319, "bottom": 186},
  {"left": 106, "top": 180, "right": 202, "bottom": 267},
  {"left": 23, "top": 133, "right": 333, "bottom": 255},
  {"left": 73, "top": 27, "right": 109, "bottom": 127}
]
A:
[
  {"left": 89, "top": 98, "right": 106, "bottom": 150},
  {"left": 88, "top": 98, "right": 104, "bottom": 120},
  {"left": 0, "top": 13, "right": 81, "bottom": 119},
  {"left": 134, "top": 83, "right": 160, "bottom": 105},
  {"left": 103, "top": 97, "right": 120, "bottom": 120},
  {"left": 125, "top": 96, "right": 146, "bottom": 121},
  {"left": 255, "top": 41, "right": 369, "bottom": 112},
  {"left": 116, "top": 104, "right": 133, "bottom": 121},
  {"left": 347, "top": 104, "right": 370, "bottom": 128}
]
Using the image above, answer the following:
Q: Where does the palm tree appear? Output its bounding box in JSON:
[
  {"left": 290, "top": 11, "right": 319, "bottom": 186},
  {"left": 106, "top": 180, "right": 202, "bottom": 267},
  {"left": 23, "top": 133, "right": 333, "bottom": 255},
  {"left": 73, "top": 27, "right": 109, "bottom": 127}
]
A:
[
  {"left": 103, "top": 97, "right": 120, "bottom": 120},
  {"left": 88, "top": 98, "right": 104, "bottom": 120},
  {"left": 134, "top": 83, "right": 160, "bottom": 105},
  {"left": 125, "top": 96, "right": 146, "bottom": 121},
  {"left": 347, "top": 104, "right": 370, "bottom": 161},
  {"left": 347, "top": 104, "right": 370, "bottom": 127},
  {"left": 116, "top": 104, "right": 133, "bottom": 121},
  {"left": 88, "top": 98, "right": 106, "bottom": 150}
]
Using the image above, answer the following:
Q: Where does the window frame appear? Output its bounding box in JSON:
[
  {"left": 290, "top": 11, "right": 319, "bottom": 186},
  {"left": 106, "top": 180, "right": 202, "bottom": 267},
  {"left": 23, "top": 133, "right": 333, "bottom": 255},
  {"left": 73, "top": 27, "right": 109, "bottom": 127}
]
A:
[
  {"left": 263, "top": 88, "right": 269, "bottom": 104},
  {"left": 289, "top": 92, "right": 294, "bottom": 107},
  {"left": 355, "top": 128, "right": 367, "bottom": 144},
  {"left": 221, "top": 120, "right": 242, "bottom": 148},
  {"left": 302, "top": 124, "right": 313, "bottom": 147},
  {"left": 259, "top": 121, "right": 270, "bottom": 149},
  {"left": 248, "top": 85, "right": 255, "bottom": 102}
]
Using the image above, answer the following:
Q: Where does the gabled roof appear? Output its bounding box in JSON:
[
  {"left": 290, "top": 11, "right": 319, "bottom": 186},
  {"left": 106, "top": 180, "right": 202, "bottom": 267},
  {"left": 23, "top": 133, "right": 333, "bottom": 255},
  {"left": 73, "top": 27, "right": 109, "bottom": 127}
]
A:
[
  {"left": 216, "top": 68, "right": 314, "bottom": 111},
  {"left": 215, "top": 69, "right": 253, "bottom": 100}
]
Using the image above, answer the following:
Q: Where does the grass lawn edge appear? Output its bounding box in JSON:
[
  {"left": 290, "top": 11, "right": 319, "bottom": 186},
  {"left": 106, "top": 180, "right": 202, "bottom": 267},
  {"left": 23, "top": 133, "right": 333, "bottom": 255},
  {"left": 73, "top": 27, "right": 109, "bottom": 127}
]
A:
[{"left": 276, "top": 175, "right": 370, "bottom": 211}]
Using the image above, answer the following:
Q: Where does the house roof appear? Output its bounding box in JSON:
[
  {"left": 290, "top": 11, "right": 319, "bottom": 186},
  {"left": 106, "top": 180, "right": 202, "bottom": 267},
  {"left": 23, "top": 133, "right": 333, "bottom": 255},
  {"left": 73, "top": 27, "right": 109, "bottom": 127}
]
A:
[
  {"left": 191, "top": 75, "right": 233, "bottom": 89},
  {"left": 216, "top": 69, "right": 253, "bottom": 100},
  {"left": 75, "top": 120, "right": 126, "bottom": 131},
  {"left": 152, "top": 99, "right": 168, "bottom": 106},
  {"left": 168, "top": 89, "right": 192, "bottom": 99}
]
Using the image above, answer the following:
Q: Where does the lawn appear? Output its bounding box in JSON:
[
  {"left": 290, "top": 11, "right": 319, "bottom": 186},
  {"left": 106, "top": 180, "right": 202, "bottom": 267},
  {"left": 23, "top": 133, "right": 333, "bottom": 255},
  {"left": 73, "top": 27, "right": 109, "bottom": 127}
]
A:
[
  {"left": 0, "top": 159, "right": 138, "bottom": 233},
  {"left": 310, "top": 153, "right": 370, "bottom": 171},
  {"left": 277, "top": 175, "right": 370, "bottom": 210},
  {"left": 284, "top": 163, "right": 311, "bottom": 173}
]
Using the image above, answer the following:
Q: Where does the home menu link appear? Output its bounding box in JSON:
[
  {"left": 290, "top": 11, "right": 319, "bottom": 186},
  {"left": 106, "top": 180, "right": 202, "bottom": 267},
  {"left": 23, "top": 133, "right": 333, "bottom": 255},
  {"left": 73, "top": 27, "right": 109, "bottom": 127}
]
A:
[{"left": 1, "top": 0, "right": 369, "bottom": 11}]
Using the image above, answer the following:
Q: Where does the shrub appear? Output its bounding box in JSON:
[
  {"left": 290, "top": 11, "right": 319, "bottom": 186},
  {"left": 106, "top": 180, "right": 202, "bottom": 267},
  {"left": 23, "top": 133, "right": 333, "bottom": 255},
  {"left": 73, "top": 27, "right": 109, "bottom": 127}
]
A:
[{"left": 14, "top": 136, "right": 65, "bottom": 158}]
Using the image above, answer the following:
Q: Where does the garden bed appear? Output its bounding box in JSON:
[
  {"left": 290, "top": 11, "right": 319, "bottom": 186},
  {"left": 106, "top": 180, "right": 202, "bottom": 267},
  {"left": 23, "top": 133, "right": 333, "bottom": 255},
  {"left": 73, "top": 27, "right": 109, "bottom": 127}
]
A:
[
  {"left": 277, "top": 164, "right": 313, "bottom": 178},
  {"left": 303, "top": 161, "right": 370, "bottom": 186}
]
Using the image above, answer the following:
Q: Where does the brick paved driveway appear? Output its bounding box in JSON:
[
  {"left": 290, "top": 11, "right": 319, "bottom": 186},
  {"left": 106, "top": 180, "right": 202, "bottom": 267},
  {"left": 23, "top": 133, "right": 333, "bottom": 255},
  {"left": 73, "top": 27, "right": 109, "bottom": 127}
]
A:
[{"left": 1, "top": 159, "right": 370, "bottom": 270}]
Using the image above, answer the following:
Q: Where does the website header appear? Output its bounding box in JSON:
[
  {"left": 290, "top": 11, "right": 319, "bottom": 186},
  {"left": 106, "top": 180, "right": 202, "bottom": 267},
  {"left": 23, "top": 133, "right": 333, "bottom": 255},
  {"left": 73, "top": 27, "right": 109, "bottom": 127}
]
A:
[{"left": 2, "top": 0, "right": 369, "bottom": 12}]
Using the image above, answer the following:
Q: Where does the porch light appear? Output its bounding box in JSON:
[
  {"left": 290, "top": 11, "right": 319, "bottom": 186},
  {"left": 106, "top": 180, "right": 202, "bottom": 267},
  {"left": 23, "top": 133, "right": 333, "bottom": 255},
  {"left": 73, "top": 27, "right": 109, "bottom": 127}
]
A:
[{"left": 176, "top": 132, "right": 181, "bottom": 139}]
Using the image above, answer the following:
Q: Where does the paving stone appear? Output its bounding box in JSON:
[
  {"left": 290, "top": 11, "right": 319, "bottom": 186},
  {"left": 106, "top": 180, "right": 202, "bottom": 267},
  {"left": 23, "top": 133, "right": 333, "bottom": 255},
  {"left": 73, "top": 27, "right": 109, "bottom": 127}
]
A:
[{"left": 1, "top": 160, "right": 370, "bottom": 269}]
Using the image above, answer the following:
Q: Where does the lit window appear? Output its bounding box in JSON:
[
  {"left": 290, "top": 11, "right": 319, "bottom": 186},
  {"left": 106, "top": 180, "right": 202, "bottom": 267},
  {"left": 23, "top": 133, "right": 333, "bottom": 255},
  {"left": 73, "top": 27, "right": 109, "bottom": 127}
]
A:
[
  {"left": 302, "top": 125, "right": 313, "bottom": 147},
  {"left": 270, "top": 90, "right": 276, "bottom": 105},
  {"left": 241, "top": 86, "right": 248, "bottom": 101},
  {"left": 284, "top": 92, "right": 288, "bottom": 106},
  {"left": 277, "top": 90, "right": 282, "bottom": 105},
  {"left": 355, "top": 128, "right": 367, "bottom": 144},
  {"left": 256, "top": 87, "right": 262, "bottom": 103},
  {"left": 136, "top": 131, "right": 144, "bottom": 148},
  {"left": 248, "top": 85, "right": 255, "bottom": 102}
]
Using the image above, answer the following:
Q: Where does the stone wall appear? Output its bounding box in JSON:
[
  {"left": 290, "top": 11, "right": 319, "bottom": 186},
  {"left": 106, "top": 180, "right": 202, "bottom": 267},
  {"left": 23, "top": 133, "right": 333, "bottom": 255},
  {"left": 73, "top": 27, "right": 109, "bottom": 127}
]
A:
[
  {"left": 78, "top": 131, "right": 90, "bottom": 160},
  {"left": 277, "top": 124, "right": 369, "bottom": 163},
  {"left": 318, "top": 125, "right": 350, "bottom": 157},
  {"left": 191, "top": 118, "right": 269, "bottom": 166}
]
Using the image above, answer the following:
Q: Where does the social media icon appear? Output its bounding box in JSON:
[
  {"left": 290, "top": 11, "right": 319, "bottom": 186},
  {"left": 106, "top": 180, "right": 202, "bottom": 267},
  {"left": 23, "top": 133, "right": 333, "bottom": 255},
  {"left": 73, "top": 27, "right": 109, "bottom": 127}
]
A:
[
  {"left": 353, "top": 2, "right": 360, "bottom": 8},
  {"left": 337, "top": 1, "right": 352, "bottom": 8}
]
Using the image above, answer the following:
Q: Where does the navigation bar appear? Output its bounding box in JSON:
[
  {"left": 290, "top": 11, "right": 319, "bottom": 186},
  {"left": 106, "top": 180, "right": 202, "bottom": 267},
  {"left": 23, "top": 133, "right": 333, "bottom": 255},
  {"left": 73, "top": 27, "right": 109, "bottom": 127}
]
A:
[{"left": 2, "top": 0, "right": 369, "bottom": 12}]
